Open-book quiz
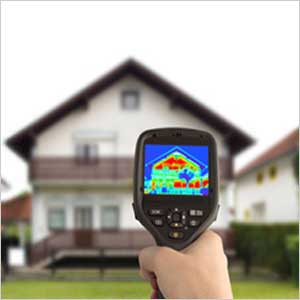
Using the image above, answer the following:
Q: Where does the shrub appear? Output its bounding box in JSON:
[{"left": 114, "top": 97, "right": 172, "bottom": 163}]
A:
[
  {"left": 231, "top": 222, "right": 298, "bottom": 277},
  {"left": 286, "top": 235, "right": 299, "bottom": 285}
]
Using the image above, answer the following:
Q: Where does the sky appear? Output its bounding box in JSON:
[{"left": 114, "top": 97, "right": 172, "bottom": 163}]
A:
[{"left": 1, "top": 1, "right": 299, "bottom": 198}]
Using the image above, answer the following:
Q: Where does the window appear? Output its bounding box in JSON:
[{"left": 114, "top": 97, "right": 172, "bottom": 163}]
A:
[
  {"left": 256, "top": 171, "right": 264, "bottom": 184},
  {"left": 75, "top": 143, "right": 98, "bottom": 161},
  {"left": 252, "top": 202, "right": 266, "bottom": 222},
  {"left": 74, "top": 207, "right": 93, "bottom": 229},
  {"left": 101, "top": 206, "right": 119, "bottom": 230},
  {"left": 121, "top": 90, "right": 140, "bottom": 110},
  {"left": 269, "top": 165, "right": 277, "bottom": 180},
  {"left": 48, "top": 208, "right": 65, "bottom": 230}
]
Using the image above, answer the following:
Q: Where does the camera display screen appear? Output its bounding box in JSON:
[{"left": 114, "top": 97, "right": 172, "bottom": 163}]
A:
[{"left": 144, "top": 144, "right": 209, "bottom": 196}]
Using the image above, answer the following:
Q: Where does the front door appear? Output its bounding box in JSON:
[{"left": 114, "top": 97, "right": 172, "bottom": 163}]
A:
[{"left": 74, "top": 207, "right": 93, "bottom": 247}]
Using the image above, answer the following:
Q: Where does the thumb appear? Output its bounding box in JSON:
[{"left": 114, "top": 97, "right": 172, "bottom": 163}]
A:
[{"left": 138, "top": 246, "right": 180, "bottom": 280}]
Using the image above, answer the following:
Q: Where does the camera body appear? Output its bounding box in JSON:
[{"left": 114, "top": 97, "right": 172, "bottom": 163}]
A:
[{"left": 133, "top": 128, "right": 219, "bottom": 250}]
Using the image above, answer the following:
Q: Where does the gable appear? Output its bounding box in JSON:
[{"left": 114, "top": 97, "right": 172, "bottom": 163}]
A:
[
  {"left": 33, "top": 76, "right": 228, "bottom": 157},
  {"left": 6, "top": 58, "right": 254, "bottom": 160}
]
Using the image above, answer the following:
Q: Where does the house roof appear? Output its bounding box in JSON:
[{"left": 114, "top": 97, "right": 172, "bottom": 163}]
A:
[
  {"left": 6, "top": 58, "right": 254, "bottom": 160},
  {"left": 236, "top": 128, "right": 299, "bottom": 177},
  {"left": 146, "top": 146, "right": 207, "bottom": 169},
  {"left": 1, "top": 192, "right": 32, "bottom": 223}
]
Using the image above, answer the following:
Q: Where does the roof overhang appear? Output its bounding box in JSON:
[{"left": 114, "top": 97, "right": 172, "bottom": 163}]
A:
[{"left": 6, "top": 58, "right": 254, "bottom": 160}]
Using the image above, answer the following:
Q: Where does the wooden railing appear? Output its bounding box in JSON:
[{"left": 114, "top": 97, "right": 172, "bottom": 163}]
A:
[
  {"left": 29, "top": 157, "right": 133, "bottom": 181},
  {"left": 29, "top": 229, "right": 155, "bottom": 265},
  {"left": 29, "top": 156, "right": 233, "bottom": 181},
  {"left": 29, "top": 229, "right": 234, "bottom": 266}
]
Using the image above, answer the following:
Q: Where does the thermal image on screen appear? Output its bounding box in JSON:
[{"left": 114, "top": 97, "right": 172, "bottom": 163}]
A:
[{"left": 144, "top": 145, "right": 209, "bottom": 196}]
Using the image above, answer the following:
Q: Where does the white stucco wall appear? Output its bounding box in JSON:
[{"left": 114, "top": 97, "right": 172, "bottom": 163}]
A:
[
  {"left": 32, "top": 189, "right": 143, "bottom": 242},
  {"left": 235, "top": 153, "right": 299, "bottom": 223},
  {"left": 32, "top": 185, "right": 231, "bottom": 242},
  {"left": 34, "top": 76, "right": 229, "bottom": 158}
]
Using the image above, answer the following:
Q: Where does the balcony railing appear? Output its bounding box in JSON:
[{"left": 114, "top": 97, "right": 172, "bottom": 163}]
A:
[
  {"left": 29, "top": 156, "right": 233, "bottom": 182},
  {"left": 29, "top": 157, "right": 133, "bottom": 181}
]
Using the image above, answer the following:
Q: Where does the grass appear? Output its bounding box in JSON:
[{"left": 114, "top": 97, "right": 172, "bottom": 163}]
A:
[{"left": 1, "top": 280, "right": 299, "bottom": 299}]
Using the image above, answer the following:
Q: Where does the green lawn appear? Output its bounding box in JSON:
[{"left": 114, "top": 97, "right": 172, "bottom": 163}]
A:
[{"left": 1, "top": 280, "right": 298, "bottom": 299}]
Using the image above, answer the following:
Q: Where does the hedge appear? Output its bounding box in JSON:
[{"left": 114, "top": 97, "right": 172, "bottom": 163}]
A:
[
  {"left": 231, "top": 222, "right": 298, "bottom": 277},
  {"left": 286, "top": 235, "right": 299, "bottom": 285}
]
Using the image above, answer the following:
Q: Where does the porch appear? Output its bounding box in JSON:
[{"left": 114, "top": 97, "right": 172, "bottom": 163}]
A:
[{"left": 29, "top": 229, "right": 235, "bottom": 268}]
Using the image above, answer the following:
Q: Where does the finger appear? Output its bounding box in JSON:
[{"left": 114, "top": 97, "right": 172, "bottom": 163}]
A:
[
  {"left": 139, "top": 246, "right": 180, "bottom": 279},
  {"left": 182, "top": 230, "right": 224, "bottom": 257},
  {"left": 139, "top": 246, "right": 161, "bottom": 281}
]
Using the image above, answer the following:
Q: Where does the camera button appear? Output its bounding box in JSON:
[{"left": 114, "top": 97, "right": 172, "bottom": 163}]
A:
[
  {"left": 169, "top": 231, "right": 184, "bottom": 239},
  {"left": 172, "top": 212, "right": 181, "bottom": 222},
  {"left": 152, "top": 219, "right": 164, "bottom": 227},
  {"left": 189, "top": 209, "right": 203, "bottom": 217},
  {"left": 189, "top": 219, "right": 201, "bottom": 227},
  {"left": 149, "top": 209, "right": 164, "bottom": 216},
  {"left": 170, "top": 222, "right": 184, "bottom": 228}
]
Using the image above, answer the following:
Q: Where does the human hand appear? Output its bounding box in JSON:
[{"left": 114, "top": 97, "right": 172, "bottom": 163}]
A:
[{"left": 138, "top": 230, "right": 233, "bottom": 299}]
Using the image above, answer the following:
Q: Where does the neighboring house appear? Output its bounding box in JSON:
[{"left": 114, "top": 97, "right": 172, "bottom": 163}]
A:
[
  {"left": 6, "top": 58, "right": 253, "bottom": 266},
  {"left": 1, "top": 193, "right": 32, "bottom": 246},
  {"left": 235, "top": 128, "right": 299, "bottom": 223}
]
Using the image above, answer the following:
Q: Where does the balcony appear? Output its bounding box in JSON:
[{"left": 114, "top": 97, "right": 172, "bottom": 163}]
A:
[
  {"left": 29, "top": 156, "right": 233, "bottom": 183},
  {"left": 29, "top": 157, "right": 134, "bottom": 183}
]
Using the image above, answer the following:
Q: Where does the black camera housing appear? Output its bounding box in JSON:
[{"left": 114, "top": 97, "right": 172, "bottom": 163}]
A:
[{"left": 133, "top": 128, "right": 219, "bottom": 250}]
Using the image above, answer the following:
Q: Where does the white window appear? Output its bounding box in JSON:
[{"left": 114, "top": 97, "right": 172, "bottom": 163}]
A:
[
  {"left": 121, "top": 90, "right": 140, "bottom": 110},
  {"left": 101, "top": 206, "right": 120, "bottom": 230},
  {"left": 48, "top": 207, "right": 65, "bottom": 230},
  {"left": 75, "top": 143, "right": 98, "bottom": 160},
  {"left": 74, "top": 207, "right": 93, "bottom": 229}
]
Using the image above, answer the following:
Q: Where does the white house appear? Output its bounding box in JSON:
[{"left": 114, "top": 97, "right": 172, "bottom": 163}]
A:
[
  {"left": 6, "top": 59, "right": 253, "bottom": 266},
  {"left": 1, "top": 178, "right": 10, "bottom": 193},
  {"left": 235, "top": 129, "right": 299, "bottom": 223}
]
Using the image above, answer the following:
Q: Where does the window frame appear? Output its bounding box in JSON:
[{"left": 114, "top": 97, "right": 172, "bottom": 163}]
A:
[
  {"left": 100, "top": 205, "right": 120, "bottom": 231},
  {"left": 121, "top": 90, "right": 140, "bottom": 110},
  {"left": 256, "top": 171, "right": 264, "bottom": 185},
  {"left": 269, "top": 165, "right": 278, "bottom": 180},
  {"left": 48, "top": 207, "right": 66, "bottom": 231},
  {"left": 75, "top": 143, "right": 98, "bottom": 163}
]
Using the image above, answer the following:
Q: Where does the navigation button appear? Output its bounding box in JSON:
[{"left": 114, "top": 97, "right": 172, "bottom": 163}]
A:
[
  {"left": 170, "top": 222, "right": 183, "bottom": 228},
  {"left": 172, "top": 213, "right": 181, "bottom": 222}
]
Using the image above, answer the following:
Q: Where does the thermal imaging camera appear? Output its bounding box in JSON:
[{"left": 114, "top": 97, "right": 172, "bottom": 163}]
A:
[{"left": 133, "top": 128, "right": 219, "bottom": 251}]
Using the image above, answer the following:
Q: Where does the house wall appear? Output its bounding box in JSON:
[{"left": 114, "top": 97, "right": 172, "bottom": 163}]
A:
[
  {"left": 32, "top": 189, "right": 143, "bottom": 242},
  {"left": 30, "top": 76, "right": 234, "bottom": 242},
  {"left": 235, "top": 152, "right": 299, "bottom": 223},
  {"left": 33, "top": 76, "right": 229, "bottom": 158},
  {"left": 32, "top": 186, "right": 230, "bottom": 243}
]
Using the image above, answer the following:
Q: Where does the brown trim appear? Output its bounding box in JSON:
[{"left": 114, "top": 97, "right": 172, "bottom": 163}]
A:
[
  {"left": 6, "top": 58, "right": 254, "bottom": 160},
  {"left": 29, "top": 157, "right": 134, "bottom": 181},
  {"left": 236, "top": 128, "right": 299, "bottom": 177}
]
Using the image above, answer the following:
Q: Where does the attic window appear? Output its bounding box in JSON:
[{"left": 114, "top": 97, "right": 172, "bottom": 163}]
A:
[
  {"left": 121, "top": 90, "right": 140, "bottom": 110},
  {"left": 256, "top": 171, "right": 264, "bottom": 185},
  {"left": 269, "top": 165, "right": 277, "bottom": 180}
]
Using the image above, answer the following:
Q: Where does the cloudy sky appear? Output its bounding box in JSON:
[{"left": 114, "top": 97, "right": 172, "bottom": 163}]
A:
[{"left": 1, "top": 1, "right": 299, "bottom": 197}]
